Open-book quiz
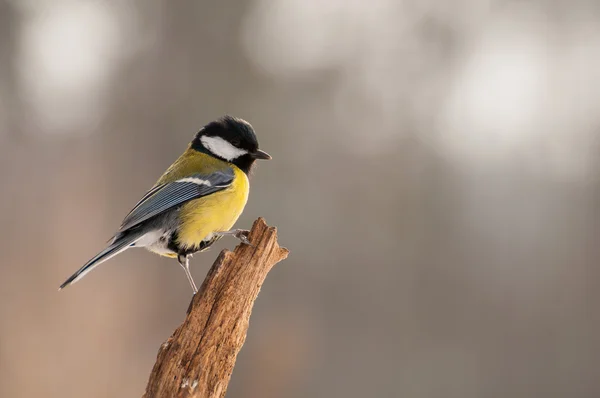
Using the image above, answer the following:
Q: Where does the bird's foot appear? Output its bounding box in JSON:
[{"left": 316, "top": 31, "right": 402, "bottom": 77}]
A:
[
  {"left": 217, "top": 229, "right": 253, "bottom": 247},
  {"left": 178, "top": 254, "right": 199, "bottom": 294}
]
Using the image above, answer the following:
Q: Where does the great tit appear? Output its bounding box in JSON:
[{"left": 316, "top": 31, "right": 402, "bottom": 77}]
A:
[{"left": 59, "top": 115, "right": 271, "bottom": 293}]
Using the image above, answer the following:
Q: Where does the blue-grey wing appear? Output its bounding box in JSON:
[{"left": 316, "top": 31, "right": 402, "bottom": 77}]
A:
[{"left": 118, "top": 168, "right": 234, "bottom": 232}]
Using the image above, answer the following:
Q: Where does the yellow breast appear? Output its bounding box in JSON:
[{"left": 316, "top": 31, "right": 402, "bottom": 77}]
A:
[{"left": 176, "top": 166, "right": 249, "bottom": 251}]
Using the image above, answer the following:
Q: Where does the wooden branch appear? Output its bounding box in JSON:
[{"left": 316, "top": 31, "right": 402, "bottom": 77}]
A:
[{"left": 143, "top": 218, "right": 289, "bottom": 398}]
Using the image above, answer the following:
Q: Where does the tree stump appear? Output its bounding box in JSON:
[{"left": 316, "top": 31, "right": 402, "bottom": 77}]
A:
[{"left": 143, "top": 218, "right": 289, "bottom": 398}]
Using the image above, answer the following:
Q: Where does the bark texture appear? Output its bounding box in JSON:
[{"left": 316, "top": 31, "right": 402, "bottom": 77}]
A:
[{"left": 143, "top": 218, "right": 289, "bottom": 398}]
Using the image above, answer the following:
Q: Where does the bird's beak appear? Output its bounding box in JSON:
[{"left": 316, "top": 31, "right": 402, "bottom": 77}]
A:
[{"left": 252, "top": 149, "right": 272, "bottom": 160}]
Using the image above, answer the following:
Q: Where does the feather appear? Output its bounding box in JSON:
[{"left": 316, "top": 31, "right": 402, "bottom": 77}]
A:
[
  {"left": 58, "top": 229, "right": 145, "bottom": 290},
  {"left": 118, "top": 169, "right": 234, "bottom": 232}
]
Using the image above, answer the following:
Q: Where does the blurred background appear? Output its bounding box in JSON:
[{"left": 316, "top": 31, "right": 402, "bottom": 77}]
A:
[{"left": 1, "top": 0, "right": 599, "bottom": 397}]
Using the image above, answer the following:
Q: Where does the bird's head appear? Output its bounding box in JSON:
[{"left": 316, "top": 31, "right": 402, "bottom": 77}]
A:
[{"left": 192, "top": 115, "right": 271, "bottom": 174}]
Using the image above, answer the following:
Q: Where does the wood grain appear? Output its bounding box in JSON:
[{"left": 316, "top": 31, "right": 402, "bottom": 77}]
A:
[{"left": 143, "top": 218, "right": 289, "bottom": 398}]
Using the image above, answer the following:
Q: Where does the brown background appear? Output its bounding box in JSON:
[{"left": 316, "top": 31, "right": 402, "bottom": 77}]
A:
[{"left": 1, "top": 1, "right": 600, "bottom": 397}]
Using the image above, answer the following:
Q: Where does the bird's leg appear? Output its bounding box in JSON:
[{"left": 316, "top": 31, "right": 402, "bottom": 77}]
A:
[
  {"left": 216, "top": 229, "right": 253, "bottom": 246},
  {"left": 178, "top": 254, "right": 198, "bottom": 294}
]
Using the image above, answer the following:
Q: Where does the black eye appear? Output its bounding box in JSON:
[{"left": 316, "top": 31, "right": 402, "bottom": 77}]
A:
[{"left": 230, "top": 138, "right": 241, "bottom": 146}]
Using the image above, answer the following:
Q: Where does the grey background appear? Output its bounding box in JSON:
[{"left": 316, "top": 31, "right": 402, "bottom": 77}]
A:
[{"left": 1, "top": 1, "right": 599, "bottom": 397}]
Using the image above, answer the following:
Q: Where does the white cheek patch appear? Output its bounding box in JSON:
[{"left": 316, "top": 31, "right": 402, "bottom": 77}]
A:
[{"left": 201, "top": 136, "right": 248, "bottom": 161}]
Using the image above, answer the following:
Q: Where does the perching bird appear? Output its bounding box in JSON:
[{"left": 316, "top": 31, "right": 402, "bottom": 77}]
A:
[{"left": 59, "top": 115, "right": 271, "bottom": 293}]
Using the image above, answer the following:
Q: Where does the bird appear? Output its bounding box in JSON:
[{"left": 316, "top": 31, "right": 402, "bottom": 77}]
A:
[{"left": 59, "top": 115, "right": 271, "bottom": 293}]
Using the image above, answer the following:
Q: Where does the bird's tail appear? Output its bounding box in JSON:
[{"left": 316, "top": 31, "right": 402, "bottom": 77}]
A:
[{"left": 58, "top": 231, "right": 143, "bottom": 290}]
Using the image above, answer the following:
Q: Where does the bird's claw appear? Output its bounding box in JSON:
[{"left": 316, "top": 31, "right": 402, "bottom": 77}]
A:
[
  {"left": 234, "top": 229, "right": 253, "bottom": 247},
  {"left": 218, "top": 229, "right": 253, "bottom": 247}
]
